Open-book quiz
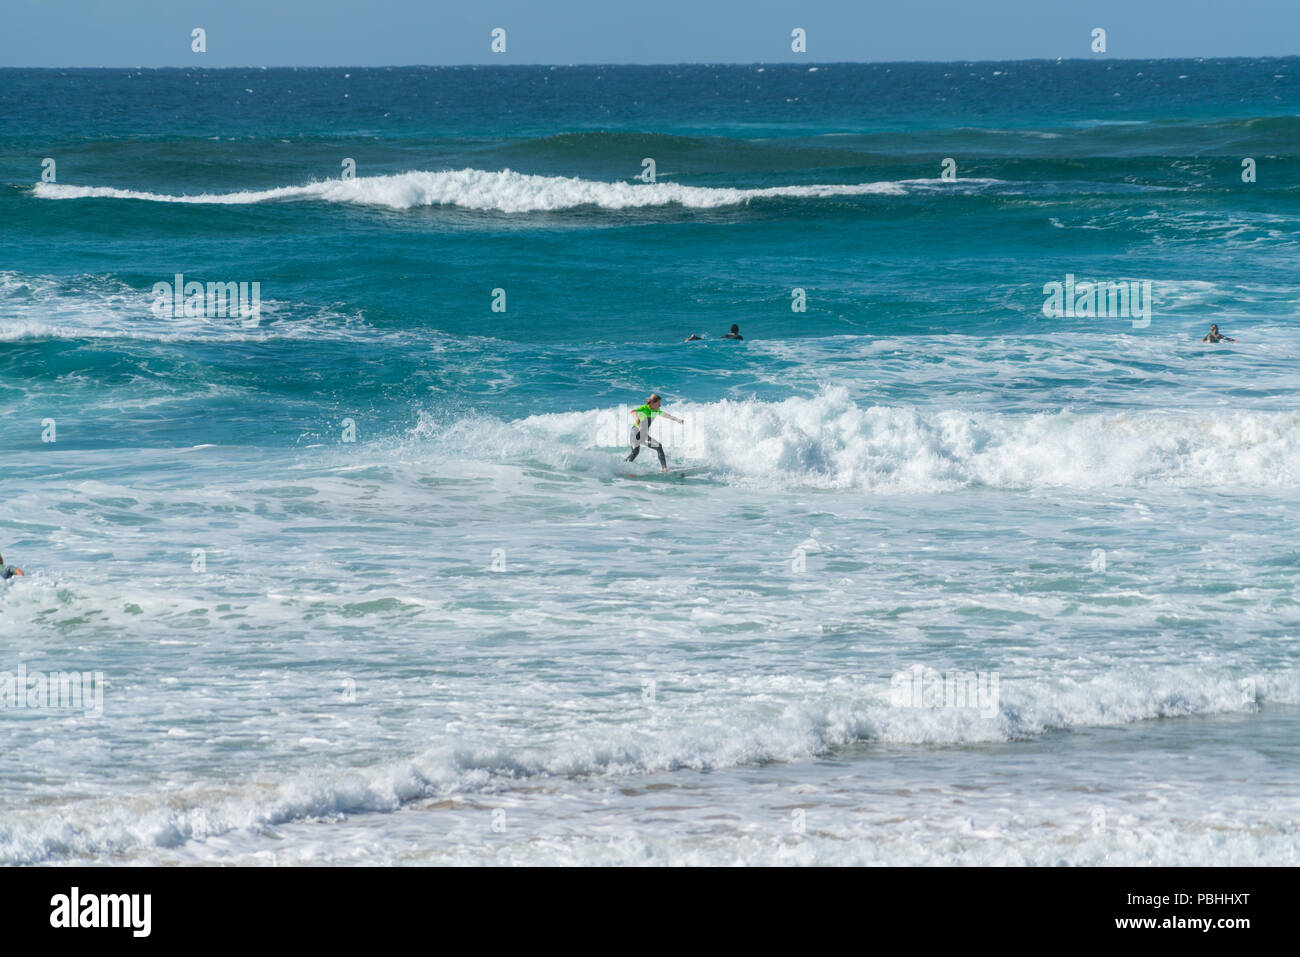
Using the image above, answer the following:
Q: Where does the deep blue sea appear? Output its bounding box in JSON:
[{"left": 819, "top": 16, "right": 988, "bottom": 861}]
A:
[{"left": 2, "top": 60, "right": 1299, "bottom": 864}]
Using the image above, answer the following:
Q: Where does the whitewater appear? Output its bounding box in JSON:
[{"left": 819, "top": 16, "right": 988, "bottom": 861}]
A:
[{"left": 31, "top": 167, "right": 966, "bottom": 212}]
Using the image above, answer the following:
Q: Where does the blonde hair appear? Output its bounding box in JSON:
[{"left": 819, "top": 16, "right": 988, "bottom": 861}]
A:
[{"left": 647, "top": 394, "right": 662, "bottom": 404}]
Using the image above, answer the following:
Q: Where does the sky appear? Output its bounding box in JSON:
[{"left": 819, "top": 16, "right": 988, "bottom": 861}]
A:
[{"left": 0, "top": 0, "right": 1295, "bottom": 67}]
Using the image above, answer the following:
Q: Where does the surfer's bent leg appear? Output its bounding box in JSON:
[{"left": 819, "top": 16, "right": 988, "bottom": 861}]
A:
[
  {"left": 626, "top": 425, "right": 643, "bottom": 461},
  {"left": 647, "top": 436, "right": 667, "bottom": 468}
]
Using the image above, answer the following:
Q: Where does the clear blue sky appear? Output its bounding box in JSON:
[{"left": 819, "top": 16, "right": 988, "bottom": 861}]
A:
[{"left": 1, "top": 0, "right": 1295, "bottom": 67}]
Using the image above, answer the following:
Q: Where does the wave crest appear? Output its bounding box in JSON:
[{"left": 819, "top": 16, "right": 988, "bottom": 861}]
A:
[
  {"left": 31, "top": 167, "right": 959, "bottom": 212},
  {"left": 419, "top": 387, "right": 1300, "bottom": 492}
]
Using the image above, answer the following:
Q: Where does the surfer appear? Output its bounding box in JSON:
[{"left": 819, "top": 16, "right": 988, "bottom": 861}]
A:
[
  {"left": 1203, "top": 324, "right": 1237, "bottom": 343},
  {"left": 0, "top": 553, "right": 24, "bottom": 579},
  {"left": 684, "top": 326, "right": 743, "bottom": 342},
  {"left": 625, "top": 394, "right": 683, "bottom": 471}
]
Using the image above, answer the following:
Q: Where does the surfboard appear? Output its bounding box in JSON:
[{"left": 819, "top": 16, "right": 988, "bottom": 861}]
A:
[{"left": 622, "top": 465, "right": 710, "bottom": 480}]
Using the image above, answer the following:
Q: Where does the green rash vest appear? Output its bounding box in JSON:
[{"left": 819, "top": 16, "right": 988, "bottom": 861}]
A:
[{"left": 633, "top": 404, "right": 662, "bottom": 427}]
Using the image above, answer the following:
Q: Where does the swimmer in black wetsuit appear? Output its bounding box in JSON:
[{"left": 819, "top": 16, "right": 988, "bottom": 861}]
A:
[
  {"left": 0, "top": 553, "right": 24, "bottom": 579},
  {"left": 1203, "top": 324, "right": 1237, "bottom": 343},
  {"left": 721, "top": 324, "right": 743, "bottom": 340}
]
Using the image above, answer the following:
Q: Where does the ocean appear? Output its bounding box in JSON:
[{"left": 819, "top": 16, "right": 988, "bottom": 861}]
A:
[{"left": 1, "top": 59, "right": 1298, "bottom": 865}]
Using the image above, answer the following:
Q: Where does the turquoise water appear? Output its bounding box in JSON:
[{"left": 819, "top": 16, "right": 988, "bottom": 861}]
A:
[{"left": 2, "top": 61, "right": 1299, "bottom": 865}]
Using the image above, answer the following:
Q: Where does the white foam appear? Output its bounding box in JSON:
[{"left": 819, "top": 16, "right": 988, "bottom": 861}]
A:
[
  {"left": 0, "top": 665, "right": 1290, "bottom": 864},
  {"left": 28, "top": 168, "right": 987, "bottom": 213},
  {"left": 0, "top": 270, "right": 378, "bottom": 343},
  {"left": 419, "top": 387, "right": 1300, "bottom": 492}
]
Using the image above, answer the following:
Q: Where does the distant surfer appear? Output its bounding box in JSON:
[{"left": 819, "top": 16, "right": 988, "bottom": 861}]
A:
[
  {"left": 1203, "top": 324, "right": 1237, "bottom": 343},
  {"left": 0, "top": 553, "right": 24, "bottom": 580},
  {"left": 684, "top": 325, "right": 743, "bottom": 342},
  {"left": 625, "top": 393, "right": 684, "bottom": 472}
]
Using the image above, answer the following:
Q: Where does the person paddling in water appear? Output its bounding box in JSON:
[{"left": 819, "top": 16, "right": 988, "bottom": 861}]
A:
[
  {"left": 0, "top": 553, "right": 24, "bottom": 580},
  {"left": 1203, "top": 324, "right": 1237, "bottom": 343},
  {"left": 625, "top": 393, "right": 684, "bottom": 471},
  {"left": 684, "top": 324, "right": 743, "bottom": 342}
]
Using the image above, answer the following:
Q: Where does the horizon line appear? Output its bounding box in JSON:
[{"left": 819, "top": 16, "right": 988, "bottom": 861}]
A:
[{"left": 4, "top": 55, "right": 1298, "bottom": 71}]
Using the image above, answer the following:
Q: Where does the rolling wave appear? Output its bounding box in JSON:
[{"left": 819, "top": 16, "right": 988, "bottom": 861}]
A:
[
  {"left": 30, "top": 168, "right": 995, "bottom": 213},
  {"left": 418, "top": 387, "right": 1300, "bottom": 492},
  {"left": 0, "top": 663, "right": 1286, "bottom": 864}
]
